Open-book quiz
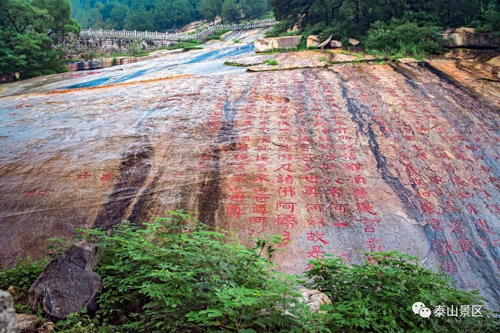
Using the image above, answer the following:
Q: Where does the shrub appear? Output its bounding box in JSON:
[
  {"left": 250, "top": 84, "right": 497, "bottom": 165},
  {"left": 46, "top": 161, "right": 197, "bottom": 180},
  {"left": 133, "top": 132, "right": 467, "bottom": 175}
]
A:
[
  {"left": 264, "top": 21, "right": 291, "bottom": 37},
  {"left": 79, "top": 211, "right": 315, "bottom": 332},
  {"left": 474, "top": 1, "right": 500, "bottom": 34},
  {"left": 206, "top": 29, "right": 232, "bottom": 41},
  {"left": 0, "top": 257, "right": 47, "bottom": 313},
  {"left": 111, "top": 57, "right": 118, "bottom": 66},
  {"left": 364, "top": 18, "right": 445, "bottom": 58},
  {"left": 305, "top": 252, "right": 500, "bottom": 332},
  {"left": 88, "top": 51, "right": 98, "bottom": 60},
  {"left": 264, "top": 59, "right": 278, "bottom": 65}
]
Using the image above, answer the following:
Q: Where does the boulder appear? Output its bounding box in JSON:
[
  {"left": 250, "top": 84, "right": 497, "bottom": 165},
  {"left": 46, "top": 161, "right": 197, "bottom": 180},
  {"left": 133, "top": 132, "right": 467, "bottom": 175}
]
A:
[
  {"left": 300, "top": 289, "right": 332, "bottom": 313},
  {"left": 307, "top": 35, "right": 321, "bottom": 48},
  {"left": 442, "top": 27, "right": 500, "bottom": 49},
  {"left": 0, "top": 290, "right": 18, "bottom": 333},
  {"left": 318, "top": 35, "right": 333, "bottom": 49},
  {"left": 348, "top": 38, "right": 361, "bottom": 46},
  {"left": 15, "top": 314, "right": 39, "bottom": 332},
  {"left": 330, "top": 40, "right": 342, "bottom": 48},
  {"left": 254, "top": 36, "right": 301, "bottom": 53},
  {"left": 487, "top": 56, "right": 500, "bottom": 67},
  {"left": 28, "top": 242, "right": 101, "bottom": 321}
]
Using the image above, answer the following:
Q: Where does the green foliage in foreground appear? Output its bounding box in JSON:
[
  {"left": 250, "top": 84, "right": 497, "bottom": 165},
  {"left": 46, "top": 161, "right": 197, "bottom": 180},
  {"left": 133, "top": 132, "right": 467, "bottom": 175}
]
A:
[
  {"left": 3, "top": 210, "right": 499, "bottom": 332},
  {"left": 66, "top": 211, "right": 315, "bottom": 332},
  {"left": 305, "top": 252, "right": 500, "bottom": 333},
  {"left": 0, "top": 257, "right": 47, "bottom": 313}
]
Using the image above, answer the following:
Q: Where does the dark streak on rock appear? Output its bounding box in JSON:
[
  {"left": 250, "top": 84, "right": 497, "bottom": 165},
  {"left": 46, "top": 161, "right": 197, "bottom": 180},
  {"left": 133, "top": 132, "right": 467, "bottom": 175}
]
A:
[
  {"left": 92, "top": 142, "right": 154, "bottom": 230},
  {"left": 337, "top": 74, "right": 423, "bottom": 222},
  {"left": 127, "top": 166, "right": 165, "bottom": 224},
  {"left": 391, "top": 63, "right": 500, "bottom": 305},
  {"left": 198, "top": 79, "right": 242, "bottom": 226}
]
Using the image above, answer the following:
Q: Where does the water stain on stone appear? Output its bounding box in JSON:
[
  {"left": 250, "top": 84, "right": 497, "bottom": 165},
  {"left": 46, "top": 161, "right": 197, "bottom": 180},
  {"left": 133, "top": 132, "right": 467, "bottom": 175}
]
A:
[
  {"left": 92, "top": 142, "right": 154, "bottom": 230},
  {"left": 337, "top": 70, "right": 423, "bottom": 222}
]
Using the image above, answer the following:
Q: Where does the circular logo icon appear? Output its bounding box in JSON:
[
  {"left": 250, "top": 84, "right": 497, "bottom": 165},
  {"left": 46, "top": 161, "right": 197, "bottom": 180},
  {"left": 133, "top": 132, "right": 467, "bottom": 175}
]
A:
[{"left": 412, "top": 302, "right": 425, "bottom": 315}]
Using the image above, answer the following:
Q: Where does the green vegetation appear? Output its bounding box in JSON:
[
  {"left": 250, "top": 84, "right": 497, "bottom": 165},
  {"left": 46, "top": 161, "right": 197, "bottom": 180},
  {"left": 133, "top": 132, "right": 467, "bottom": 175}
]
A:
[
  {"left": 232, "top": 38, "right": 241, "bottom": 43},
  {"left": 0, "top": 257, "right": 47, "bottom": 313},
  {"left": 263, "top": 59, "right": 278, "bottom": 65},
  {"left": 57, "top": 211, "right": 315, "bottom": 332},
  {"left": 305, "top": 252, "right": 500, "bottom": 332},
  {"left": 205, "top": 29, "right": 231, "bottom": 40},
  {"left": 268, "top": 0, "right": 500, "bottom": 57},
  {"left": 3, "top": 220, "right": 499, "bottom": 333},
  {"left": 72, "top": 0, "right": 272, "bottom": 31},
  {"left": 0, "top": 0, "right": 80, "bottom": 78},
  {"left": 160, "top": 39, "right": 203, "bottom": 50}
]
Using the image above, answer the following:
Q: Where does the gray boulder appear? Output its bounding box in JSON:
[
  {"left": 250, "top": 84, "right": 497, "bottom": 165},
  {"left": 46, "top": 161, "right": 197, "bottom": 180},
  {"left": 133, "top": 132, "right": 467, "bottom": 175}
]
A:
[
  {"left": 443, "top": 27, "right": 500, "bottom": 48},
  {"left": 254, "top": 36, "right": 301, "bottom": 53},
  {"left": 330, "top": 40, "right": 343, "bottom": 48},
  {"left": 348, "top": 38, "right": 361, "bottom": 46},
  {"left": 0, "top": 290, "right": 18, "bottom": 333},
  {"left": 28, "top": 243, "right": 101, "bottom": 321}
]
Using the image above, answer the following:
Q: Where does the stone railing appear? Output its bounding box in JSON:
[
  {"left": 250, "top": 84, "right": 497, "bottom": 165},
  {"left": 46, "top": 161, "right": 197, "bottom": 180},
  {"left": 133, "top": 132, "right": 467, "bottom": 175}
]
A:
[{"left": 79, "top": 19, "right": 276, "bottom": 41}]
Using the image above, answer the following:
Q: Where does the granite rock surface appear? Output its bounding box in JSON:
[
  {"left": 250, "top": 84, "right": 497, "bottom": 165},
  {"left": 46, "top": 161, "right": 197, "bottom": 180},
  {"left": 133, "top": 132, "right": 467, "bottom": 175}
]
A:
[{"left": 1, "top": 55, "right": 500, "bottom": 311}]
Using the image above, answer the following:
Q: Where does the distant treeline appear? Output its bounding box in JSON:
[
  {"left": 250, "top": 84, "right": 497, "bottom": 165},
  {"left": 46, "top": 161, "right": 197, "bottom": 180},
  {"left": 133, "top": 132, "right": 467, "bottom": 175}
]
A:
[
  {"left": 71, "top": 0, "right": 272, "bottom": 31},
  {"left": 269, "top": 0, "right": 500, "bottom": 38}
]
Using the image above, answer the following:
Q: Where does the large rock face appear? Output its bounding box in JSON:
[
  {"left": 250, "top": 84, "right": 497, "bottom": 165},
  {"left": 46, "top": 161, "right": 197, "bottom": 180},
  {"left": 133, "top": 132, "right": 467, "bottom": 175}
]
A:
[
  {"left": 0, "top": 291, "right": 18, "bottom": 333},
  {"left": 1, "top": 59, "right": 500, "bottom": 312},
  {"left": 28, "top": 243, "right": 101, "bottom": 320},
  {"left": 443, "top": 27, "right": 500, "bottom": 48},
  {"left": 254, "top": 36, "right": 301, "bottom": 52}
]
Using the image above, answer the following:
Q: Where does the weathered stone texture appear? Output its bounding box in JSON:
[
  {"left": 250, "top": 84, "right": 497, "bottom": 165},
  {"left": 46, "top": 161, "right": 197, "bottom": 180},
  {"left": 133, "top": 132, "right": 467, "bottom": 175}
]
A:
[
  {"left": 443, "top": 27, "right": 500, "bottom": 49},
  {"left": 0, "top": 291, "right": 18, "bottom": 333},
  {"left": 28, "top": 243, "right": 101, "bottom": 320},
  {"left": 307, "top": 35, "right": 321, "bottom": 48},
  {"left": 1, "top": 58, "right": 500, "bottom": 313},
  {"left": 254, "top": 36, "right": 301, "bottom": 52}
]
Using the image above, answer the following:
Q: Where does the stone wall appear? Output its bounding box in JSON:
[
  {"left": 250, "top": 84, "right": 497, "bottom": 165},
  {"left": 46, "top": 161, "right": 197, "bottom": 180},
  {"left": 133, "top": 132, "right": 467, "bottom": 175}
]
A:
[{"left": 59, "top": 36, "right": 173, "bottom": 56}]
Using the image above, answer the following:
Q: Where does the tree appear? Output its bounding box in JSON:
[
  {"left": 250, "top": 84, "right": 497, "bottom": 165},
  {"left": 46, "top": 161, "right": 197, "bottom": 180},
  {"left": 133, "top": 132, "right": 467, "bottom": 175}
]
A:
[
  {"left": 198, "top": 0, "right": 223, "bottom": 23},
  {"left": 0, "top": 0, "right": 80, "bottom": 78},
  {"left": 107, "top": 2, "right": 128, "bottom": 29},
  {"left": 240, "top": 0, "right": 267, "bottom": 20},
  {"left": 124, "top": 3, "right": 154, "bottom": 30},
  {"left": 153, "top": 0, "right": 194, "bottom": 31},
  {"left": 221, "top": 0, "right": 240, "bottom": 23}
]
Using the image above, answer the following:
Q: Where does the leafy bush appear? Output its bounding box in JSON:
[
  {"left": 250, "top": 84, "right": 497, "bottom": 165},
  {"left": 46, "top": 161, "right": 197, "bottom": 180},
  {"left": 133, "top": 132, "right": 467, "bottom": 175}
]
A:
[
  {"left": 473, "top": 1, "right": 500, "bottom": 34},
  {"left": 364, "top": 18, "right": 444, "bottom": 58},
  {"left": 111, "top": 57, "right": 118, "bottom": 66},
  {"left": 80, "top": 211, "right": 315, "bottom": 332},
  {"left": 264, "top": 21, "right": 291, "bottom": 37},
  {"left": 88, "top": 51, "right": 98, "bottom": 60},
  {"left": 0, "top": 257, "right": 47, "bottom": 313},
  {"left": 205, "top": 29, "right": 232, "bottom": 41},
  {"left": 305, "top": 252, "right": 500, "bottom": 332},
  {"left": 264, "top": 59, "right": 278, "bottom": 65}
]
